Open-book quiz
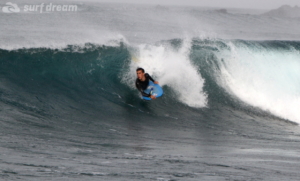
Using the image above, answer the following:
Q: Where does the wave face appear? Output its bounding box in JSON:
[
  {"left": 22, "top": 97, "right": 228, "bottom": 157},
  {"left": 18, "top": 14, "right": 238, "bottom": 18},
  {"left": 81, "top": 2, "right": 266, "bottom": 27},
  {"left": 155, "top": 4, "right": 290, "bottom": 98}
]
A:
[{"left": 1, "top": 39, "right": 299, "bottom": 124}]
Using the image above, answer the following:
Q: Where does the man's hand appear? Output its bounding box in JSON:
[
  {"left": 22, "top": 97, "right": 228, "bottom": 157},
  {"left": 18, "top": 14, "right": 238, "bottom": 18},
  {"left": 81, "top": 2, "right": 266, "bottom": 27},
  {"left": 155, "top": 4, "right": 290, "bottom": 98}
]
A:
[
  {"left": 154, "top": 81, "right": 159, "bottom": 84},
  {"left": 150, "top": 95, "right": 156, "bottom": 99}
]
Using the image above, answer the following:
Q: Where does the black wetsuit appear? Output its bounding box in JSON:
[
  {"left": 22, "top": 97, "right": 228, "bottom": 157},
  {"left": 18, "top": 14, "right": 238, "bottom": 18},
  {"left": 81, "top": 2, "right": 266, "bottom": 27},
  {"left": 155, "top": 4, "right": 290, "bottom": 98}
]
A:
[{"left": 135, "top": 73, "right": 155, "bottom": 97}]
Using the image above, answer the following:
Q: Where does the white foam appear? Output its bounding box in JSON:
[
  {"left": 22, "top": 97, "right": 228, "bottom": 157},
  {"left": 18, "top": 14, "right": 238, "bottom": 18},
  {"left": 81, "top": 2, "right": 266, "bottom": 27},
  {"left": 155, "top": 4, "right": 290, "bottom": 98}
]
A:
[
  {"left": 123, "top": 39, "right": 207, "bottom": 108},
  {"left": 217, "top": 41, "right": 300, "bottom": 123}
]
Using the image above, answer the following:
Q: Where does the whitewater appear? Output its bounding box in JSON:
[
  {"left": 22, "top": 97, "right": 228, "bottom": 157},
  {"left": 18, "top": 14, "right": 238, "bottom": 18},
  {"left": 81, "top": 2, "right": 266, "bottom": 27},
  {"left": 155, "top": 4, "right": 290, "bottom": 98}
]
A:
[{"left": 1, "top": 1, "right": 300, "bottom": 181}]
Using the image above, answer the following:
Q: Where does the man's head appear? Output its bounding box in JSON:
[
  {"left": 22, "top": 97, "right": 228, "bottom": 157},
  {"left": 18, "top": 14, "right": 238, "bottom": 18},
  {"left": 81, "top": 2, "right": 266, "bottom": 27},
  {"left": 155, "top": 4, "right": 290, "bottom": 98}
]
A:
[{"left": 136, "top": 67, "right": 145, "bottom": 80}]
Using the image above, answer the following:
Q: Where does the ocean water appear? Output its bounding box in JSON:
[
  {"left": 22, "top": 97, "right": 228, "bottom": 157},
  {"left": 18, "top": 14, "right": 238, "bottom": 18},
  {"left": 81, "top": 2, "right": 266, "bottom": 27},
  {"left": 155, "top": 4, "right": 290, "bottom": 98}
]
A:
[{"left": 1, "top": 1, "right": 300, "bottom": 181}]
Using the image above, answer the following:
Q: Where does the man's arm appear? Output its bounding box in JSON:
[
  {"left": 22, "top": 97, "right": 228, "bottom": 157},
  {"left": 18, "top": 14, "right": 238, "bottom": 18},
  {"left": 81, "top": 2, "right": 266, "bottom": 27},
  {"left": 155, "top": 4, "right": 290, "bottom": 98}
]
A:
[
  {"left": 136, "top": 80, "right": 151, "bottom": 97},
  {"left": 145, "top": 73, "right": 155, "bottom": 82},
  {"left": 145, "top": 73, "right": 159, "bottom": 84}
]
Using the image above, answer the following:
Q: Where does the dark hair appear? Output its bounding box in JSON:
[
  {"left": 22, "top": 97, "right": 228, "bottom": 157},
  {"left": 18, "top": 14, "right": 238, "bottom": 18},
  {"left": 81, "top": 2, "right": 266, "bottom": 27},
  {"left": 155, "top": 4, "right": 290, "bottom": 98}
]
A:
[{"left": 136, "top": 67, "right": 144, "bottom": 73}]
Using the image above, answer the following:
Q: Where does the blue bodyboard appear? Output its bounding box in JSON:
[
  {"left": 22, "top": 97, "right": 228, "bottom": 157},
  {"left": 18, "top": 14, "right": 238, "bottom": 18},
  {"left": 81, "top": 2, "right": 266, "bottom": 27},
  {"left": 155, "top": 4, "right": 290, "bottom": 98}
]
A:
[{"left": 142, "top": 81, "right": 163, "bottom": 100}]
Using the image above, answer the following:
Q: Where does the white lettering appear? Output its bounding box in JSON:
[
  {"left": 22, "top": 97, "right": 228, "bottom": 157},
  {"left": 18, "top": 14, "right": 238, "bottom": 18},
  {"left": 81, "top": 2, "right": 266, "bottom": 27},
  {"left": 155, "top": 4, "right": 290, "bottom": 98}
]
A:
[
  {"left": 46, "top": 3, "right": 52, "bottom": 11},
  {"left": 28, "top": 5, "right": 35, "bottom": 12},
  {"left": 40, "top": 3, "right": 44, "bottom": 13},
  {"left": 62, "top": 5, "right": 68, "bottom": 11},
  {"left": 21, "top": 3, "right": 78, "bottom": 13},
  {"left": 56, "top": 5, "right": 61, "bottom": 11},
  {"left": 24, "top": 5, "right": 29, "bottom": 12},
  {"left": 35, "top": 5, "right": 40, "bottom": 11},
  {"left": 52, "top": 5, "right": 57, "bottom": 11},
  {"left": 68, "top": 5, "right": 77, "bottom": 12}
]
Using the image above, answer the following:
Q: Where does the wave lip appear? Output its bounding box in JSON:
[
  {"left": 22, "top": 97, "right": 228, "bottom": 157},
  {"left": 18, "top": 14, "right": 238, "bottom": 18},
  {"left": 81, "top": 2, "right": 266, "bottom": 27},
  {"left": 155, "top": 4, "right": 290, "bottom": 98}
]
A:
[{"left": 212, "top": 40, "right": 300, "bottom": 124}]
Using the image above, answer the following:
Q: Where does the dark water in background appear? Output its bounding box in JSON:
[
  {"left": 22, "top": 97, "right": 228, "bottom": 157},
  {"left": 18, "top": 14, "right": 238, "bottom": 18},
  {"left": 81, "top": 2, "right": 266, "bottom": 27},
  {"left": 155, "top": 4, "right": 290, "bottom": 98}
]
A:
[{"left": 1, "top": 1, "right": 300, "bottom": 180}]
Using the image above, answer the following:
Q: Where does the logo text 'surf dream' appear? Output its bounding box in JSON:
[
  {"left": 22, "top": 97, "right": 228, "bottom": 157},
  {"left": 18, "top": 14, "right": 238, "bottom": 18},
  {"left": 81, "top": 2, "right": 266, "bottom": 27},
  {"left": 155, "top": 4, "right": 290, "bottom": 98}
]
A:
[
  {"left": 1, "top": 2, "right": 78, "bottom": 13},
  {"left": 24, "top": 3, "right": 78, "bottom": 13}
]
